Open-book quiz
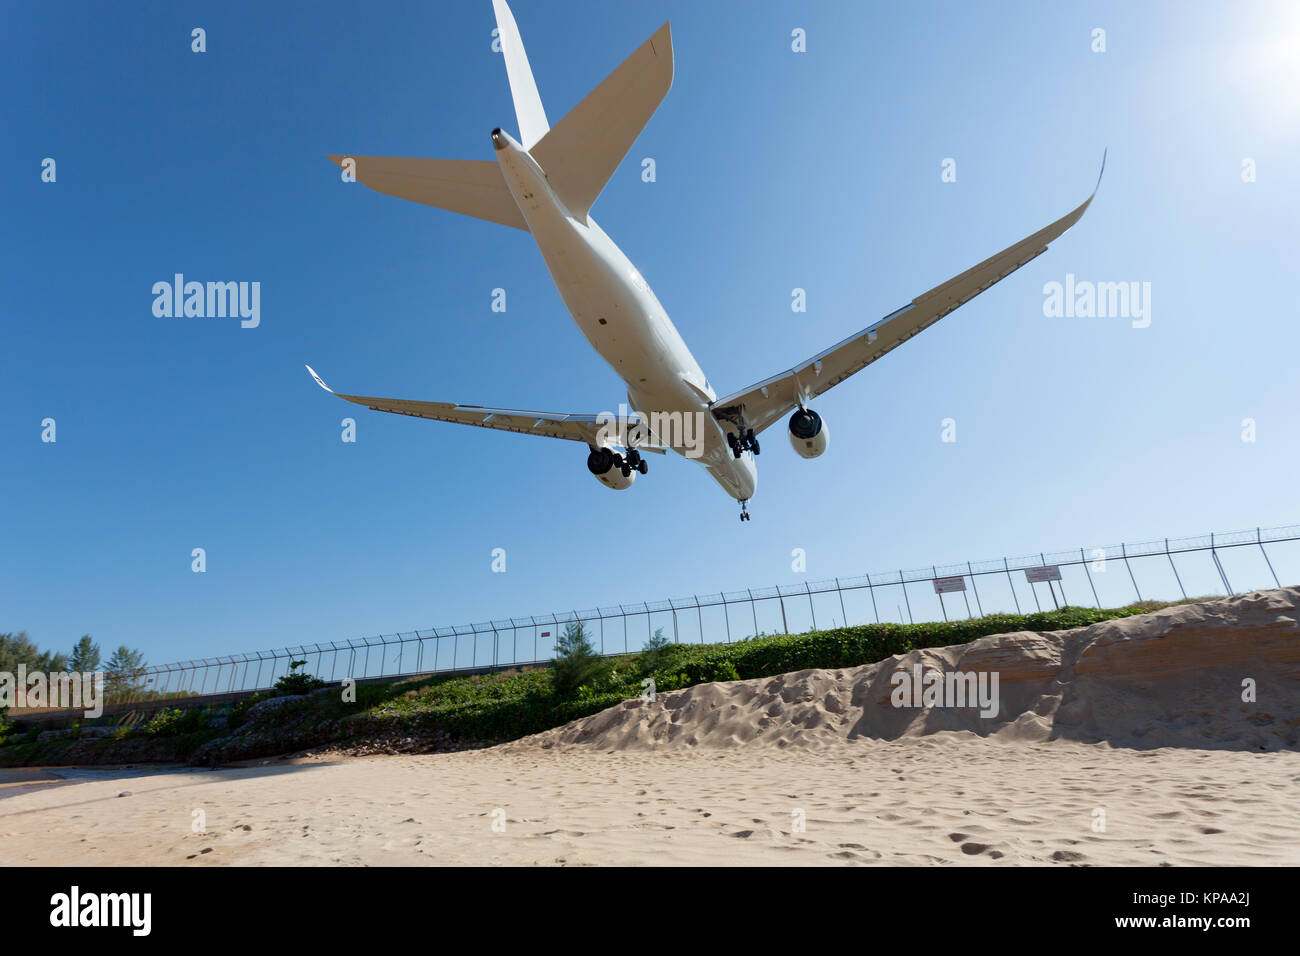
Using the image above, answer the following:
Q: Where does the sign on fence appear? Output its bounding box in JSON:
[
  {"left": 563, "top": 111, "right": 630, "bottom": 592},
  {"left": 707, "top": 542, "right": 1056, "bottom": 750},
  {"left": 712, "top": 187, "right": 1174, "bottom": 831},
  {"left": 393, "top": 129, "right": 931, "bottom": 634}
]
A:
[
  {"left": 1025, "top": 565, "right": 1063, "bottom": 583},
  {"left": 932, "top": 575, "right": 967, "bottom": 594}
]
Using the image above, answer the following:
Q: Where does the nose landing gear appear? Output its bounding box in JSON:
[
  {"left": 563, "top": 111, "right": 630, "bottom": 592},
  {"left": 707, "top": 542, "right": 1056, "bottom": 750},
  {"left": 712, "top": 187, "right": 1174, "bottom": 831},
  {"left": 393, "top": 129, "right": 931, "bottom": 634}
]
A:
[{"left": 739, "top": 500, "right": 751, "bottom": 522}]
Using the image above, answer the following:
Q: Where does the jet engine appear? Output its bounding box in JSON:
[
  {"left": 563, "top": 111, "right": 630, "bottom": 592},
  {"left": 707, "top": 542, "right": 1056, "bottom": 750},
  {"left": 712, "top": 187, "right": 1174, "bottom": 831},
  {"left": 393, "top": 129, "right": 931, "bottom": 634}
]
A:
[
  {"left": 587, "top": 447, "right": 635, "bottom": 490},
  {"left": 788, "top": 408, "right": 829, "bottom": 459}
]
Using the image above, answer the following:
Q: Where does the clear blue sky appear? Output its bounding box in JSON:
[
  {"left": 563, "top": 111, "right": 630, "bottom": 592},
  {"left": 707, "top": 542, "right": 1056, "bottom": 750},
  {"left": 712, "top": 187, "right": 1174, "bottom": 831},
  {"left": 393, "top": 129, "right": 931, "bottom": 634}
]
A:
[{"left": 4, "top": 0, "right": 1298, "bottom": 668}]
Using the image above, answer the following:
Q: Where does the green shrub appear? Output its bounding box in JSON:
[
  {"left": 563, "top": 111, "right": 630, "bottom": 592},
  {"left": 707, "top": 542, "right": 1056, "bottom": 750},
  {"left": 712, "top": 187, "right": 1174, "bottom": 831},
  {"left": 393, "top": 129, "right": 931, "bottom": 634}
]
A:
[
  {"left": 273, "top": 660, "right": 327, "bottom": 696},
  {"left": 228, "top": 692, "right": 269, "bottom": 729},
  {"left": 141, "top": 706, "right": 207, "bottom": 737}
]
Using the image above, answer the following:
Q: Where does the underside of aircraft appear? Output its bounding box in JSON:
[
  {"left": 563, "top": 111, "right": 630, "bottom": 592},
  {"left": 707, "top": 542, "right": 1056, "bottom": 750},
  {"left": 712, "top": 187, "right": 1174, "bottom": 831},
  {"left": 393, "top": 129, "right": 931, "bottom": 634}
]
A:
[{"left": 309, "top": 0, "right": 1102, "bottom": 521}]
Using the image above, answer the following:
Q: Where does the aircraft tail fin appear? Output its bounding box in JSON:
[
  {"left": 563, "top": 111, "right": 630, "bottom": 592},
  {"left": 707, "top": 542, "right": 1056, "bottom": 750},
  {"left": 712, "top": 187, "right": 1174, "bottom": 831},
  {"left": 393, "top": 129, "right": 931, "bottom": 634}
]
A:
[
  {"left": 493, "top": 0, "right": 550, "bottom": 150},
  {"left": 530, "top": 21, "right": 673, "bottom": 222}
]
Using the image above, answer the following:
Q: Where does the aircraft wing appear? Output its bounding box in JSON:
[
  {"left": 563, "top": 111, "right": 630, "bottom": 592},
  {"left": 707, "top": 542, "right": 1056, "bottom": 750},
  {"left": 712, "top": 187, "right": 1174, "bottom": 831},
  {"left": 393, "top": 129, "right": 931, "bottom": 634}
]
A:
[
  {"left": 710, "top": 157, "right": 1105, "bottom": 436},
  {"left": 305, "top": 366, "right": 667, "bottom": 452}
]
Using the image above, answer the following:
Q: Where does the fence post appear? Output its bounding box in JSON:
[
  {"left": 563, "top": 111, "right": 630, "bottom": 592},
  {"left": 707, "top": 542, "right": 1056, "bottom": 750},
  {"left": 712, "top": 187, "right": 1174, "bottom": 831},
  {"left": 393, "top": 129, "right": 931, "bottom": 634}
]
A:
[
  {"left": 867, "top": 573, "right": 880, "bottom": 623},
  {"left": 835, "top": 577, "right": 848, "bottom": 627},
  {"left": 933, "top": 566, "right": 948, "bottom": 622},
  {"left": 695, "top": 595, "right": 703, "bottom": 644},
  {"left": 1003, "top": 557, "right": 1022, "bottom": 614},
  {"left": 1042, "top": 553, "right": 1064, "bottom": 607},
  {"left": 899, "top": 571, "right": 913, "bottom": 624},
  {"left": 1080, "top": 548, "right": 1101, "bottom": 608},
  {"left": 723, "top": 598, "right": 733, "bottom": 643},
  {"left": 1120, "top": 542, "right": 1143, "bottom": 602},
  {"left": 1258, "top": 528, "right": 1281, "bottom": 588},
  {"left": 1164, "top": 539, "right": 1188, "bottom": 599},
  {"left": 1210, "top": 533, "right": 1234, "bottom": 595},
  {"left": 747, "top": 589, "right": 759, "bottom": 638},
  {"left": 777, "top": 586, "right": 789, "bottom": 634},
  {"left": 805, "top": 581, "right": 817, "bottom": 631},
  {"left": 966, "top": 563, "right": 984, "bottom": 617}
]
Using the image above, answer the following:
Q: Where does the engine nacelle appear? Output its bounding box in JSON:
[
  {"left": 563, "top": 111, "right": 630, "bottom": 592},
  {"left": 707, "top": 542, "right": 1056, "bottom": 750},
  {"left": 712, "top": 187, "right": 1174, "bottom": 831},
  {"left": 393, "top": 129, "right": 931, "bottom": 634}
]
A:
[
  {"left": 788, "top": 408, "right": 829, "bottom": 459},
  {"left": 587, "top": 447, "right": 635, "bottom": 490}
]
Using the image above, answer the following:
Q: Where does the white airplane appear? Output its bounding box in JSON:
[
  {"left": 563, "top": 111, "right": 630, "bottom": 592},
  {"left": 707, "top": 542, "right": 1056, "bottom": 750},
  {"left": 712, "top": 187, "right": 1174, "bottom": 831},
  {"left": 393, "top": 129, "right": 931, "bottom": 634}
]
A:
[{"left": 308, "top": 0, "right": 1102, "bottom": 521}]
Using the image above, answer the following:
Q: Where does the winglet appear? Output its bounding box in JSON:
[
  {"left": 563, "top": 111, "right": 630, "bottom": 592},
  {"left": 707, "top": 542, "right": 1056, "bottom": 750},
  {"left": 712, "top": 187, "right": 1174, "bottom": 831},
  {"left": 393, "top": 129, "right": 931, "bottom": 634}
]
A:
[
  {"left": 305, "top": 364, "right": 335, "bottom": 394},
  {"left": 1093, "top": 148, "right": 1107, "bottom": 198}
]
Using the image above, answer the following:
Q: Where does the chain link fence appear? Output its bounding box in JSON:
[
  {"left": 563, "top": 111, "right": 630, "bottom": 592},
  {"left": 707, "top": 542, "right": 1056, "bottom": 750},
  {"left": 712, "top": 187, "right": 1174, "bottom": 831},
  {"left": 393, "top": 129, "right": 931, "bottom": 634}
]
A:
[{"left": 119, "top": 523, "right": 1299, "bottom": 704}]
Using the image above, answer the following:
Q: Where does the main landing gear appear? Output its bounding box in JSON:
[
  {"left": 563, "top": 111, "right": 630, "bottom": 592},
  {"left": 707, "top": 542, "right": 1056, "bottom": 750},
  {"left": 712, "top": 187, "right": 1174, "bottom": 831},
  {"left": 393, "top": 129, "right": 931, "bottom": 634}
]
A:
[
  {"left": 727, "top": 427, "right": 760, "bottom": 459},
  {"left": 614, "top": 448, "right": 648, "bottom": 478},
  {"left": 739, "top": 500, "right": 751, "bottom": 522}
]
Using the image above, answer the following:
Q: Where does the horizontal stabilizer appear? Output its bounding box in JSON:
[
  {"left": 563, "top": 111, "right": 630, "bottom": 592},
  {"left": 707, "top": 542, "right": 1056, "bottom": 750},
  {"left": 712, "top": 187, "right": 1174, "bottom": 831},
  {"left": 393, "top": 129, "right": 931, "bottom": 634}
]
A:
[
  {"left": 530, "top": 21, "right": 673, "bottom": 221},
  {"left": 327, "top": 155, "right": 528, "bottom": 231}
]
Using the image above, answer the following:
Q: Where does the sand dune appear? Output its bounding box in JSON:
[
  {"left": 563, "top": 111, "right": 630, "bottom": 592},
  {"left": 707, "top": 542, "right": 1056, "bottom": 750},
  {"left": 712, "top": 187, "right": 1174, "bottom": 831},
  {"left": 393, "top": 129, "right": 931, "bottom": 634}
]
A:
[
  {"left": 1, "top": 589, "right": 1296, "bottom": 866},
  {"left": 518, "top": 587, "right": 1300, "bottom": 752}
]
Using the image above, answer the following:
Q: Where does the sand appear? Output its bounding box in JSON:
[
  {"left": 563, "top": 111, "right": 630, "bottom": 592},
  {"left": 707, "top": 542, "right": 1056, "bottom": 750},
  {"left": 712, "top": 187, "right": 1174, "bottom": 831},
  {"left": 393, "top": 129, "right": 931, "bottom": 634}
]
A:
[{"left": 2, "top": 588, "right": 1297, "bottom": 866}]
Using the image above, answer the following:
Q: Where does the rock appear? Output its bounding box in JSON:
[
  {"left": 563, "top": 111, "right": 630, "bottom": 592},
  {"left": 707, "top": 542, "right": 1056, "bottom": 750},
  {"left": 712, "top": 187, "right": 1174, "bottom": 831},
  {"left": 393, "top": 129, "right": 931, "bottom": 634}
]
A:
[{"left": 244, "top": 695, "right": 304, "bottom": 723}]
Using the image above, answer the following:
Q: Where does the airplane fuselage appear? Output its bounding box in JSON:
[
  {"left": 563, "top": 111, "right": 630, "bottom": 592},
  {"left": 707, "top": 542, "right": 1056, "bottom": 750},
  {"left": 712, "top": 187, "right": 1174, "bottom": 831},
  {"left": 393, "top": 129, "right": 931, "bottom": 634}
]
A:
[{"left": 493, "top": 129, "right": 757, "bottom": 501}]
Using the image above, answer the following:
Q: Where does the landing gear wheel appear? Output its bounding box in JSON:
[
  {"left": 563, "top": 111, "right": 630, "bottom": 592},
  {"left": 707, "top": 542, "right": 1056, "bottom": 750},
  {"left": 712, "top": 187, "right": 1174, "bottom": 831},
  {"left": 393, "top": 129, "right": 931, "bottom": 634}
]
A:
[
  {"left": 637, "top": 459, "right": 648, "bottom": 475},
  {"left": 620, "top": 464, "right": 631, "bottom": 478},
  {"left": 739, "top": 500, "right": 751, "bottom": 522},
  {"left": 729, "top": 427, "right": 761, "bottom": 458}
]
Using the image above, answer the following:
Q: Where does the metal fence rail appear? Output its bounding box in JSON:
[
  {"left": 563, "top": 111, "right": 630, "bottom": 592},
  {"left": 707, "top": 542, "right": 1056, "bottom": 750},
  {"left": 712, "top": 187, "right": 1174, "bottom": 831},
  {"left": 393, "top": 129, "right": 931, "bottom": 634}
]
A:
[{"left": 118, "top": 523, "right": 1300, "bottom": 704}]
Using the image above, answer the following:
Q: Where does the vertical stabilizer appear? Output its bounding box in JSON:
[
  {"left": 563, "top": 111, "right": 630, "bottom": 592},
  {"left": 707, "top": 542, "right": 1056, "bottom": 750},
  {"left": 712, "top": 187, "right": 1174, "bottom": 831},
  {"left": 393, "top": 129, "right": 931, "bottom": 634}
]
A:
[{"left": 492, "top": 0, "right": 550, "bottom": 149}]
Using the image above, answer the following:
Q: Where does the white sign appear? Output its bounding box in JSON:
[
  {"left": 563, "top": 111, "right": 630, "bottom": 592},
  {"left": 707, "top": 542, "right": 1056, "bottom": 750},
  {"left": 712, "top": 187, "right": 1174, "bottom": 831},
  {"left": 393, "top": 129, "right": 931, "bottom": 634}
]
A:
[
  {"left": 933, "top": 575, "right": 967, "bottom": 594},
  {"left": 1025, "top": 566, "right": 1062, "bottom": 584}
]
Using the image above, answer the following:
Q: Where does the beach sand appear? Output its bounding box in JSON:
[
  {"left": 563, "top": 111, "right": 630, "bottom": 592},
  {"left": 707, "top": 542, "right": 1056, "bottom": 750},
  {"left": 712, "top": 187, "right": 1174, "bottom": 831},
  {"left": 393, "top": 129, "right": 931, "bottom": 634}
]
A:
[
  {"left": 2, "top": 588, "right": 1297, "bottom": 866},
  {"left": 1, "top": 741, "right": 1297, "bottom": 866}
]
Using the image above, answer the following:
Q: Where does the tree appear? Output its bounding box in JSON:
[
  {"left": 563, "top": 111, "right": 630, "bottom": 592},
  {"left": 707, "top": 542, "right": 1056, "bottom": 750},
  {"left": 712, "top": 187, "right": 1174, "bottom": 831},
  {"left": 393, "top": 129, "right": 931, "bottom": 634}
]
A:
[
  {"left": 639, "top": 627, "right": 672, "bottom": 674},
  {"left": 0, "top": 632, "right": 67, "bottom": 674},
  {"left": 551, "top": 621, "right": 612, "bottom": 696},
  {"left": 67, "top": 635, "right": 101, "bottom": 673},
  {"left": 273, "top": 660, "right": 326, "bottom": 696},
  {"left": 104, "top": 645, "right": 148, "bottom": 701}
]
